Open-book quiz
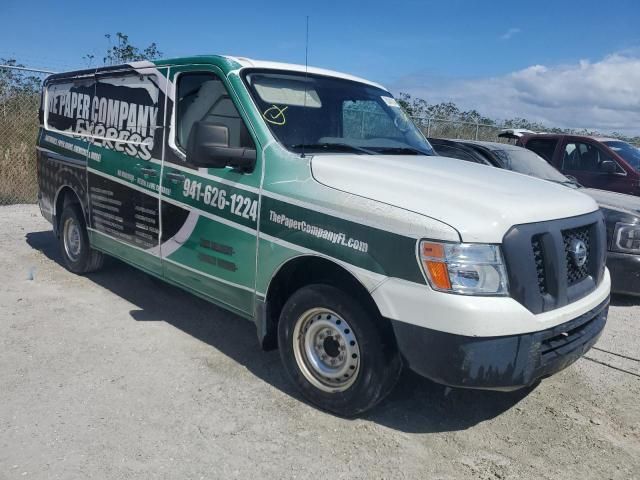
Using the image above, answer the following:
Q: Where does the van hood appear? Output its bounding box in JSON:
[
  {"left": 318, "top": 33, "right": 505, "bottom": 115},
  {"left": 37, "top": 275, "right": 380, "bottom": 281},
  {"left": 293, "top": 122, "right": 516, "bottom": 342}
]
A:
[{"left": 311, "top": 154, "right": 599, "bottom": 243}]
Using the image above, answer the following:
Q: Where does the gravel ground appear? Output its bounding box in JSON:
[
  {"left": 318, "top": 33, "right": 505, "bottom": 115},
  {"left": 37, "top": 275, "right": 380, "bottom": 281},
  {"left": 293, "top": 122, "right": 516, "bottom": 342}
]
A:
[{"left": 1, "top": 204, "right": 639, "bottom": 480}]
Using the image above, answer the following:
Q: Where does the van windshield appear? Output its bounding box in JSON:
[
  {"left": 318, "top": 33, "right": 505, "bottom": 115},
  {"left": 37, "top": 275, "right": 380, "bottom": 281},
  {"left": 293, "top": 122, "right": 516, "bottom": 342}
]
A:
[{"left": 243, "top": 70, "right": 434, "bottom": 156}]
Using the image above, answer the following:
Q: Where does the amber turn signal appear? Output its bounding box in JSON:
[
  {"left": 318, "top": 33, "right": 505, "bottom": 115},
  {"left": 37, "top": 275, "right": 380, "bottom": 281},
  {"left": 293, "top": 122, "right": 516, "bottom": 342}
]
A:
[{"left": 425, "top": 260, "right": 452, "bottom": 290}]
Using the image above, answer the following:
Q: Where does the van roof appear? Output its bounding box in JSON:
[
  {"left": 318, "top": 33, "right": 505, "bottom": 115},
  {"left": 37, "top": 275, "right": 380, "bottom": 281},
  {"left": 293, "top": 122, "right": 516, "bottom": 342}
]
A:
[
  {"left": 224, "top": 55, "right": 386, "bottom": 90},
  {"left": 151, "top": 54, "right": 386, "bottom": 90},
  {"left": 44, "top": 55, "right": 388, "bottom": 91}
]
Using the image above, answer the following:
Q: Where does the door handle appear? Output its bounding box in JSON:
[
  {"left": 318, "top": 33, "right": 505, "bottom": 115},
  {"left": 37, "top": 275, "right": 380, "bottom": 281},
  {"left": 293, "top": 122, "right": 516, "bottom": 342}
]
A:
[{"left": 165, "top": 172, "right": 186, "bottom": 183}]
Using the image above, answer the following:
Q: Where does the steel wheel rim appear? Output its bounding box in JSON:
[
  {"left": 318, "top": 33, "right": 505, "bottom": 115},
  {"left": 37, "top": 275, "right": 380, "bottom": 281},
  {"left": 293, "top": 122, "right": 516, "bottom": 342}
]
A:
[
  {"left": 63, "top": 217, "right": 82, "bottom": 262},
  {"left": 292, "top": 307, "right": 361, "bottom": 393}
]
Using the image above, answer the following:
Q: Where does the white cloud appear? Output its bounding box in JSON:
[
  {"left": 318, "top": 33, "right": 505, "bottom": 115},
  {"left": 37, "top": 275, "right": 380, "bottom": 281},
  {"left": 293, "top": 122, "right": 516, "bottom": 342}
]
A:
[
  {"left": 500, "top": 28, "right": 521, "bottom": 40},
  {"left": 392, "top": 54, "right": 640, "bottom": 135}
]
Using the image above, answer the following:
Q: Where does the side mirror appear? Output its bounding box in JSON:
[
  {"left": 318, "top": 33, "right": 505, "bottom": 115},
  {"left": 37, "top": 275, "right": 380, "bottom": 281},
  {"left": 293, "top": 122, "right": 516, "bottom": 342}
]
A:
[
  {"left": 599, "top": 160, "right": 617, "bottom": 174},
  {"left": 186, "top": 121, "right": 256, "bottom": 171}
]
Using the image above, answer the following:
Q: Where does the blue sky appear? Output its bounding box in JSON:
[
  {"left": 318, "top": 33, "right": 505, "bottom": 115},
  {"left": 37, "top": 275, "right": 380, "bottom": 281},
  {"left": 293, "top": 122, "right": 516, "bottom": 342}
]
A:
[{"left": 2, "top": 0, "right": 640, "bottom": 132}]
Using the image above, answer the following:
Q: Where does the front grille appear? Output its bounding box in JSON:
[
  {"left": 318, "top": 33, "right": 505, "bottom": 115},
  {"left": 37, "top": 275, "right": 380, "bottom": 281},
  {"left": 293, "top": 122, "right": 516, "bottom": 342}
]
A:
[
  {"left": 562, "top": 226, "right": 591, "bottom": 285},
  {"left": 530, "top": 225, "right": 593, "bottom": 296},
  {"left": 532, "top": 236, "right": 546, "bottom": 294},
  {"left": 501, "top": 211, "right": 605, "bottom": 314}
]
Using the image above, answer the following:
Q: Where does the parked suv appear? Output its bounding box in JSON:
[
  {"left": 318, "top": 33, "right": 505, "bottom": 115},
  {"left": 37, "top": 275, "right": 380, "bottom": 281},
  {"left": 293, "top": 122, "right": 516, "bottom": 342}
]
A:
[
  {"left": 37, "top": 56, "right": 610, "bottom": 416},
  {"left": 429, "top": 138, "right": 640, "bottom": 297},
  {"left": 517, "top": 134, "right": 640, "bottom": 196}
]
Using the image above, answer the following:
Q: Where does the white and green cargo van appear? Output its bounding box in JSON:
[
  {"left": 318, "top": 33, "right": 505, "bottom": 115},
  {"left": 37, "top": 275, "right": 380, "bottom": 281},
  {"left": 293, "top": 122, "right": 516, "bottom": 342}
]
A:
[{"left": 37, "top": 55, "right": 611, "bottom": 415}]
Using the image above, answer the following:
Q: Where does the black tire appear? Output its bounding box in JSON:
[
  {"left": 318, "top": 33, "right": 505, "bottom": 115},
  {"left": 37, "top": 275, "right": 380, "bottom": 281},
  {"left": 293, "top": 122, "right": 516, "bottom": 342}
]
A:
[
  {"left": 278, "top": 284, "right": 402, "bottom": 417},
  {"left": 58, "top": 203, "right": 104, "bottom": 274}
]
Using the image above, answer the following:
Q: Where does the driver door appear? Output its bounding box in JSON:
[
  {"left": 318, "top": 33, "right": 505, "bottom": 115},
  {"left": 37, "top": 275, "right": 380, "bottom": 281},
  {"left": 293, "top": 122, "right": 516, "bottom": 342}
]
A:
[{"left": 159, "top": 65, "right": 262, "bottom": 316}]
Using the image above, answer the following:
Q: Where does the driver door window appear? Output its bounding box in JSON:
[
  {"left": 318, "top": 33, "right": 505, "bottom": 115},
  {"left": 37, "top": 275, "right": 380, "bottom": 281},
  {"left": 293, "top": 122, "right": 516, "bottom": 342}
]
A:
[
  {"left": 562, "top": 142, "right": 621, "bottom": 173},
  {"left": 175, "top": 72, "right": 254, "bottom": 155},
  {"left": 563, "top": 142, "right": 596, "bottom": 172}
]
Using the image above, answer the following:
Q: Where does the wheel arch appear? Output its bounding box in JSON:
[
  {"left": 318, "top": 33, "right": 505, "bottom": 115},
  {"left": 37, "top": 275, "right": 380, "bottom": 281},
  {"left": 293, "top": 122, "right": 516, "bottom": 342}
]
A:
[
  {"left": 53, "top": 185, "right": 86, "bottom": 236},
  {"left": 256, "top": 254, "right": 391, "bottom": 351}
]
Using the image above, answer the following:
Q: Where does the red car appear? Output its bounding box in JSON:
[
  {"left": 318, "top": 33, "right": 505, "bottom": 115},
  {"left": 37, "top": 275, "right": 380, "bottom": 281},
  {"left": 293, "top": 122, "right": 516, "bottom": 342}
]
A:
[{"left": 517, "top": 134, "right": 640, "bottom": 196}]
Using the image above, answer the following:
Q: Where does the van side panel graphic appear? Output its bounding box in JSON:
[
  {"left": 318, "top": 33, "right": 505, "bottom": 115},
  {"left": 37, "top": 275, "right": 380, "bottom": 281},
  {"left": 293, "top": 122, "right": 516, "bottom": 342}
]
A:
[
  {"left": 36, "top": 137, "right": 88, "bottom": 228},
  {"left": 88, "top": 173, "right": 159, "bottom": 249},
  {"left": 37, "top": 57, "right": 428, "bottom": 324},
  {"left": 161, "top": 210, "right": 257, "bottom": 312},
  {"left": 161, "top": 164, "right": 259, "bottom": 230},
  {"left": 260, "top": 196, "right": 423, "bottom": 284},
  {"left": 86, "top": 68, "right": 166, "bottom": 275},
  {"left": 45, "top": 71, "right": 164, "bottom": 161}
]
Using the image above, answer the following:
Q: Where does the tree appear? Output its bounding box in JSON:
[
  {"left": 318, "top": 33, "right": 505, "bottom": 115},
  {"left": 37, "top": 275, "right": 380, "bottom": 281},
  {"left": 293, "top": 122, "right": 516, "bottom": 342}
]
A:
[
  {"left": 0, "top": 58, "right": 41, "bottom": 98},
  {"left": 397, "top": 92, "right": 430, "bottom": 118},
  {"left": 102, "top": 33, "right": 162, "bottom": 66},
  {"left": 398, "top": 92, "right": 495, "bottom": 125}
]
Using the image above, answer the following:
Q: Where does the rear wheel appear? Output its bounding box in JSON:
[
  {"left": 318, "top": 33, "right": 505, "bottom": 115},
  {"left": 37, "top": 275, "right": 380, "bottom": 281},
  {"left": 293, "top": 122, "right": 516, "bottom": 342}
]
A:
[
  {"left": 278, "top": 284, "right": 401, "bottom": 417},
  {"left": 59, "top": 204, "right": 104, "bottom": 274}
]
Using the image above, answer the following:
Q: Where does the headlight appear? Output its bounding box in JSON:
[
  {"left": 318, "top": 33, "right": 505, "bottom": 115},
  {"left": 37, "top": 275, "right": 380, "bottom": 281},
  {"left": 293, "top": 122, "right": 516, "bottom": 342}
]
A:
[
  {"left": 613, "top": 222, "right": 640, "bottom": 253},
  {"left": 419, "top": 240, "right": 509, "bottom": 295}
]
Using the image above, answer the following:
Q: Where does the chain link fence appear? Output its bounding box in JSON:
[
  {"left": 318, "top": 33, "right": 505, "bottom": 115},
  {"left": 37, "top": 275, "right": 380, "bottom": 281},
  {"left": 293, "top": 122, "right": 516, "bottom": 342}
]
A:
[
  {"left": 411, "top": 116, "right": 509, "bottom": 142},
  {"left": 0, "top": 65, "right": 51, "bottom": 205}
]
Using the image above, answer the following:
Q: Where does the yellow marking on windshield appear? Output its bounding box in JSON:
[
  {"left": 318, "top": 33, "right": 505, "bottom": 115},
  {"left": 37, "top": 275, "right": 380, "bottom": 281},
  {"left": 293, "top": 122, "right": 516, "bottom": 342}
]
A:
[{"left": 263, "top": 105, "right": 288, "bottom": 126}]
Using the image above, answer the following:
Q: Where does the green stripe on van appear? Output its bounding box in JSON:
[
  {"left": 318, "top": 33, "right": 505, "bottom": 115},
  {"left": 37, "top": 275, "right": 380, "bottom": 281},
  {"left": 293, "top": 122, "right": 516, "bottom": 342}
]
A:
[
  {"left": 260, "top": 196, "right": 425, "bottom": 284},
  {"left": 39, "top": 130, "right": 91, "bottom": 162}
]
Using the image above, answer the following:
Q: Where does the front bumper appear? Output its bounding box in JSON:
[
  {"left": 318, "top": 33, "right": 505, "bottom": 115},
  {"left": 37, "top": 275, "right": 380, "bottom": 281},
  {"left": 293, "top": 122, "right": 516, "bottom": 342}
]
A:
[
  {"left": 391, "top": 298, "right": 609, "bottom": 390},
  {"left": 607, "top": 252, "right": 640, "bottom": 297}
]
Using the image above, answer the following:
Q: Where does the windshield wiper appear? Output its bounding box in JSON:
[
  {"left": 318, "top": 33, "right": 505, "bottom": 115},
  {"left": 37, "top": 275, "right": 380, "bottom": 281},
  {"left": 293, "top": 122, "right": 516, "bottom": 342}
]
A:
[
  {"left": 548, "top": 179, "right": 581, "bottom": 189},
  {"left": 375, "top": 146, "right": 431, "bottom": 155},
  {"left": 290, "top": 143, "right": 375, "bottom": 155}
]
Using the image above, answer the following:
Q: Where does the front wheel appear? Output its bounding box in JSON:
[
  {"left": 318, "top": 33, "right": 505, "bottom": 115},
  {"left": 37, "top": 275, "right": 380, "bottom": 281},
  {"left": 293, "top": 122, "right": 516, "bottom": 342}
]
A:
[
  {"left": 278, "top": 284, "right": 401, "bottom": 416},
  {"left": 58, "top": 203, "right": 104, "bottom": 274}
]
